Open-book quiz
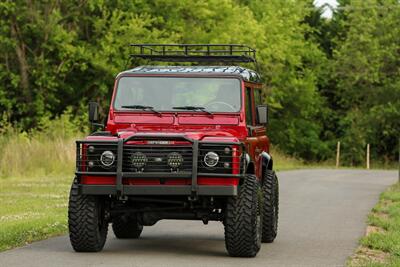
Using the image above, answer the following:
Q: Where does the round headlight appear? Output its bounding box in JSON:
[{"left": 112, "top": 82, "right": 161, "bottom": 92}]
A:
[
  {"left": 204, "top": 151, "right": 219, "bottom": 167},
  {"left": 167, "top": 152, "right": 183, "bottom": 168},
  {"left": 100, "top": 151, "right": 115, "bottom": 167},
  {"left": 131, "top": 152, "right": 147, "bottom": 169}
]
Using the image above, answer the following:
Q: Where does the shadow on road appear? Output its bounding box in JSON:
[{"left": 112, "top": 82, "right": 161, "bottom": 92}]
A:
[{"left": 101, "top": 235, "right": 227, "bottom": 257}]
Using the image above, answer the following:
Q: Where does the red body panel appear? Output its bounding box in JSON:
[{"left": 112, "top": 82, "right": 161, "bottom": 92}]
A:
[
  {"left": 82, "top": 74, "right": 270, "bottom": 186},
  {"left": 82, "top": 176, "right": 239, "bottom": 186}
]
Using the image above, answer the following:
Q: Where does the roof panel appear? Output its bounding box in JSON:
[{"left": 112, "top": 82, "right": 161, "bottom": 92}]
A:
[{"left": 118, "top": 66, "right": 261, "bottom": 83}]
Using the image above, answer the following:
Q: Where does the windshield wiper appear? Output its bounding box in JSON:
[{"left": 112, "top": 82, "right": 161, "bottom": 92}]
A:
[
  {"left": 121, "top": 105, "right": 162, "bottom": 116},
  {"left": 173, "top": 106, "right": 213, "bottom": 116}
]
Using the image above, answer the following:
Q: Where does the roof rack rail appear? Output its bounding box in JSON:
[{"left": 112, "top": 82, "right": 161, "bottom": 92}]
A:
[{"left": 129, "top": 44, "right": 256, "bottom": 63}]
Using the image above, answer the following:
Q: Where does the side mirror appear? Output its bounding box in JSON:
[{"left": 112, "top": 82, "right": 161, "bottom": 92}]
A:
[
  {"left": 88, "top": 102, "right": 99, "bottom": 123},
  {"left": 256, "top": 105, "right": 268, "bottom": 125}
]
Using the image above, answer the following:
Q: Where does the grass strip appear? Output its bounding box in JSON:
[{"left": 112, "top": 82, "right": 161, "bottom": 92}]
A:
[{"left": 349, "top": 183, "right": 400, "bottom": 267}]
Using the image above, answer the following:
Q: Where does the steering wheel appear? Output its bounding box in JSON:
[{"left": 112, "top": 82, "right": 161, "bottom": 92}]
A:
[{"left": 205, "top": 101, "right": 236, "bottom": 112}]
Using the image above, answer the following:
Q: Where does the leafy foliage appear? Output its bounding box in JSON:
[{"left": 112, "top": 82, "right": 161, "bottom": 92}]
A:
[
  {"left": 0, "top": 0, "right": 398, "bottom": 165},
  {"left": 332, "top": 0, "right": 400, "bottom": 164}
]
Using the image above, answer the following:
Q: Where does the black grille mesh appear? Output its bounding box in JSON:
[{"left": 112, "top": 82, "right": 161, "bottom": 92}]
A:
[{"left": 122, "top": 145, "right": 193, "bottom": 173}]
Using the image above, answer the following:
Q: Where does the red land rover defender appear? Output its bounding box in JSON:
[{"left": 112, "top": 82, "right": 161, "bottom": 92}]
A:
[{"left": 68, "top": 44, "right": 279, "bottom": 257}]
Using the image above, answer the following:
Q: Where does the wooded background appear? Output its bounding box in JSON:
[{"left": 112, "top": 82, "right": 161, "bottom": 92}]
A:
[{"left": 0, "top": 0, "right": 399, "bottom": 165}]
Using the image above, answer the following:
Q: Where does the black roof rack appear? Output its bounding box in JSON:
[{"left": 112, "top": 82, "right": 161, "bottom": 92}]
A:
[{"left": 129, "top": 44, "right": 256, "bottom": 63}]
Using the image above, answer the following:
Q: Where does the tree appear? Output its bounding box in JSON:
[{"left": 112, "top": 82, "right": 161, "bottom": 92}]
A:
[
  {"left": 1, "top": 0, "right": 398, "bottom": 165},
  {"left": 242, "top": 0, "right": 330, "bottom": 160},
  {"left": 333, "top": 0, "right": 400, "bottom": 164}
]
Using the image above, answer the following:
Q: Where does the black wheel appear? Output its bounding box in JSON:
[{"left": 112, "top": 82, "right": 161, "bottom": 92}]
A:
[
  {"left": 224, "top": 174, "right": 262, "bottom": 257},
  {"left": 68, "top": 179, "right": 108, "bottom": 252},
  {"left": 112, "top": 215, "right": 143, "bottom": 239},
  {"left": 261, "top": 169, "right": 279, "bottom": 243}
]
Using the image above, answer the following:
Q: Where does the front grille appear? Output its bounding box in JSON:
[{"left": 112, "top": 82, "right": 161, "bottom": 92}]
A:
[
  {"left": 76, "top": 140, "right": 243, "bottom": 177},
  {"left": 122, "top": 145, "right": 193, "bottom": 173}
]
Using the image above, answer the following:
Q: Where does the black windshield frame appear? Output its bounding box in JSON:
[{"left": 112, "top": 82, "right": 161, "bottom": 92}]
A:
[{"left": 113, "top": 75, "right": 243, "bottom": 113}]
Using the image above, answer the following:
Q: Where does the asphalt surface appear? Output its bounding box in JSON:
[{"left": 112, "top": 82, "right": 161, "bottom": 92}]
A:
[{"left": 0, "top": 169, "right": 397, "bottom": 267}]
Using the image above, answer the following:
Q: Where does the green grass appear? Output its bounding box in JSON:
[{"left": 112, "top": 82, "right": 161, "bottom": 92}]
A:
[
  {"left": 271, "top": 147, "right": 306, "bottom": 171},
  {"left": 271, "top": 147, "right": 338, "bottom": 171},
  {"left": 0, "top": 113, "right": 81, "bottom": 251},
  {"left": 0, "top": 174, "right": 72, "bottom": 251},
  {"left": 349, "top": 183, "right": 400, "bottom": 267},
  {"left": 0, "top": 128, "right": 78, "bottom": 179},
  {"left": 0, "top": 134, "right": 76, "bottom": 251}
]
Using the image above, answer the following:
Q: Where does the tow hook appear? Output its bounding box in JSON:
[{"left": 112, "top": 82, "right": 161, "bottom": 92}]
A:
[
  {"left": 118, "top": 195, "right": 128, "bottom": 201},
  {"left": 188, "top": 195, "right": 198, "bottom": 202}
]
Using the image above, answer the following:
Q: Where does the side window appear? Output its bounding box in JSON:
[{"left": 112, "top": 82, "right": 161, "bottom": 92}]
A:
[
  {"left": 254, "top": 89, "right": 262, "bottom": 106},
  {"left": 245, "top": 87, "right": 253, "bottom": 125}
]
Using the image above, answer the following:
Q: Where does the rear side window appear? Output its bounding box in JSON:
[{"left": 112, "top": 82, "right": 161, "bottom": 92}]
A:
[
  {"left": 254, "top": 89, "right": 263, "bottom": 106},
  {"left": 245, "top": 88, "right": 253, "bottom": 125}
]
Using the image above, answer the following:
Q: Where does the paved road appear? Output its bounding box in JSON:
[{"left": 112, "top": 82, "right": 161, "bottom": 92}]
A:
[{"left": 0, "top": 169, "right": 397, "bottom": 267}]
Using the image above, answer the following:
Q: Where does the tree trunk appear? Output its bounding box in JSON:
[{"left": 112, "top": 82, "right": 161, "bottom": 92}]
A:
[{"left": 10, "top": 18, "right": 32, "bottom": 104}]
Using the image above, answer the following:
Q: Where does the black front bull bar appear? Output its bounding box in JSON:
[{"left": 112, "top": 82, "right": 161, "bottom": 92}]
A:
[{"left": 75, "top": 134, "right": 245, "bottom": 197}]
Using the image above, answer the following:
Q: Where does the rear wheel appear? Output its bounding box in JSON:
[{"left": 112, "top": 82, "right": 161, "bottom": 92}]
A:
[
  {"left": 68, "top": 179, "right": 108, "bottom": 252},
  {"left": 261, "top": 170, "right": 279, "bottom": 243},
  {"left": 224, "top": 174, "right": 262, "bottom": 257},
  {"left": 112, "top": 215, "right": 143, "bottom": 239}
]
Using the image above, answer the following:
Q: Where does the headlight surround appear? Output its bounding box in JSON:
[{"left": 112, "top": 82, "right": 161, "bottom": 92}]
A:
[
  {"left": 204, "top": 151, "right": 219, "bottom": 167},
  {"left": 100, "top": 150, "right": 115, "bottom": 167}
]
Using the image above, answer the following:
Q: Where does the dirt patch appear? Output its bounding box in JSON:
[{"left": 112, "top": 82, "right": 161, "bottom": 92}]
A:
[
  {"left": 350, "top": 246, "right": 390, "bottom": 266},
  {"left": 375, "top": 212, "right": 389, "bottom": 220},
  {"left": 349, "top": 215, "right": 389, "bottom": 266},
  {"left": 381, "top": 199, "right": 393, "bottom": 207},
  {"left": 365, "top": 225, "right": 385, "bottom": 236}
]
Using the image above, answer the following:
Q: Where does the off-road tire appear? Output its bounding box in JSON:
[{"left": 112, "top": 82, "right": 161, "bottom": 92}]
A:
[
  {"left": 224, "top": 174, "right": 262, "bottom": 257},
  {"left": 112, "top": 215, "right": 143, "bottom": 239},
  {"left": 261, "top": 169, "right": 279, "bottom": 243},
  {"left": 68, "top": 179, "right": 108, "bottom": 252}
]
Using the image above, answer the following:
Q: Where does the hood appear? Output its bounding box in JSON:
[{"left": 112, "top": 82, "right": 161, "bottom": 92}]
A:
[{"left": 115, "top": 128, "right": 243, "bottom": 143}]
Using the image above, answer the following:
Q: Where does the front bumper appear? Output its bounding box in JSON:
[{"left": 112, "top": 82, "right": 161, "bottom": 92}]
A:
[
  {"left": 79, "top": 184, "right": 238, "bottom": 196},
  {"left": 76, "top": 134, "right": 244, "bottom": 197}
]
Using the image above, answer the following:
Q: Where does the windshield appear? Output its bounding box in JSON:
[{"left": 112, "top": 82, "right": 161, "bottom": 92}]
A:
[{"left": 114, "top": 77, "right": 241, "bottom": 112}]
